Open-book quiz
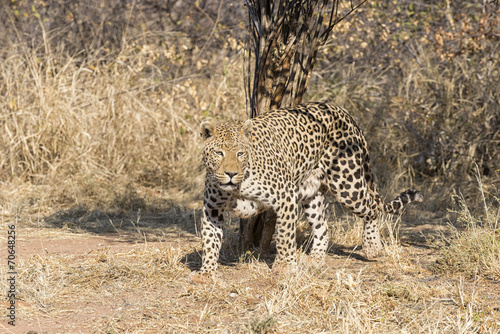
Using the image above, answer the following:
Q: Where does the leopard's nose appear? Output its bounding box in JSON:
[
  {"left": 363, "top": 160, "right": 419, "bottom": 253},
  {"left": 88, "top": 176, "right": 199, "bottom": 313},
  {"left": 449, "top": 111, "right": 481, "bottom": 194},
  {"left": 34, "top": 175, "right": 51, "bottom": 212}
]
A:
[{"left": 225, "top": 172, "right": 238, "bottom": 179}]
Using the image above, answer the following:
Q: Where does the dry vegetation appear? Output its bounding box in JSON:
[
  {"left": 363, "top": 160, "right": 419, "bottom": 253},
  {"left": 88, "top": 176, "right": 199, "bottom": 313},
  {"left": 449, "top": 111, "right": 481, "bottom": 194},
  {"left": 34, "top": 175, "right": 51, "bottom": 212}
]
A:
[{"left": 0, "top": 0, "right": 499, "bottom": 332}]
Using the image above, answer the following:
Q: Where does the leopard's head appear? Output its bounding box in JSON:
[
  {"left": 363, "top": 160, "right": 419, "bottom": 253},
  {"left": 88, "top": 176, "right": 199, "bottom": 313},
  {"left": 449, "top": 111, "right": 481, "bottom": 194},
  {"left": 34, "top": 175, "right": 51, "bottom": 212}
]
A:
[{"left": 200, "top": 119, "right": 253, "bottom": 191}]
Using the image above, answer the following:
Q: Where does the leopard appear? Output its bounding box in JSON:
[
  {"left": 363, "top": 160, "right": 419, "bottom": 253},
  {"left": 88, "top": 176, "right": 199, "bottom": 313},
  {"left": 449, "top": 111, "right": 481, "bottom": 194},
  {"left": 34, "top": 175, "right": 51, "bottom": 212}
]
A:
[{"left": 187, "top": 102, "right": 423, "bottom": 283}]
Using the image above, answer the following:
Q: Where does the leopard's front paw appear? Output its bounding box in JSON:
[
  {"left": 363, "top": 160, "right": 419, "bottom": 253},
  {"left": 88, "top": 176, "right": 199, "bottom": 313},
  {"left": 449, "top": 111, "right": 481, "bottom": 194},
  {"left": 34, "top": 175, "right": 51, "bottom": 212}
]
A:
[
  {"left": 363, "top": 240, "right": 383, "bottom": 260},
  {"left": 186, "top": 271, "right": 213, "bottom": 284},
  {"left": 299, "top": 254, "right": 325, "bottom": 269},
  {"left": 272, "top": 261, "right": 298, "bottom": 276}
]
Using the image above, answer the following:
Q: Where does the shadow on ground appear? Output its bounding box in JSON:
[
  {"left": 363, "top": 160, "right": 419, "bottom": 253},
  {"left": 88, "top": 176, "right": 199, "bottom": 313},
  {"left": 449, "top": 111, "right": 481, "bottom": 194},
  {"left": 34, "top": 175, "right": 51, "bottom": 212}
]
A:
[
  {"left": 43, "top": 204, "right": 201, "bottom": 242},
  {"left": 39, "top": 186, "right": 453, "bottom": 271}
]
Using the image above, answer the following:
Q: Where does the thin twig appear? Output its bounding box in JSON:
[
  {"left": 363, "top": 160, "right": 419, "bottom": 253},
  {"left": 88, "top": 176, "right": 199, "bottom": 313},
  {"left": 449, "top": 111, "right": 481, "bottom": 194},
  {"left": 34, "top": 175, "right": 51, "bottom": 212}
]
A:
[{"left": 194, "top": 0, "right": 224, "bottom": 62}]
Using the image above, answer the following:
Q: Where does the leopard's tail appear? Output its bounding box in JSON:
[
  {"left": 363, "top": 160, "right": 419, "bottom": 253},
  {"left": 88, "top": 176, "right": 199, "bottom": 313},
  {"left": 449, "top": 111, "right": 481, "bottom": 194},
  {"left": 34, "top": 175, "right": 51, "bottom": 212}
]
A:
[
  {"left": 372, "top": 188, "right": 424, "bottom": 214},
  {"left": 357, "top": 126, "right": 423, "bottom": 214},
  {"left": 362, "top": 149, "right": 423, "bottom": 214}
]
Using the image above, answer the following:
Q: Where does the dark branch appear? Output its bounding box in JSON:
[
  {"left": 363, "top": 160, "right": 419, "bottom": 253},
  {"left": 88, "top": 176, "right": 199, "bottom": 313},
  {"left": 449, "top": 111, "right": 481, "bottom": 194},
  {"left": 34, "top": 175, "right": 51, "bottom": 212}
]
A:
[{"left": 245, "top": 0, "right": 367, "bottom": 116}]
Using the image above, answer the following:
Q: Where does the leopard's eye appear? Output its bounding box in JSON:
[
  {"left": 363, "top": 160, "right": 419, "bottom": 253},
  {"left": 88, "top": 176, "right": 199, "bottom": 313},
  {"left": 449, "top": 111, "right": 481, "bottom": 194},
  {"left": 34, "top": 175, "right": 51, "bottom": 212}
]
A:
[
  {"left": 237, "top": 151, "right": 245, "bottom": 158},
  {"left": 214, "top": 150, "right": 224, "bottom": 157}
]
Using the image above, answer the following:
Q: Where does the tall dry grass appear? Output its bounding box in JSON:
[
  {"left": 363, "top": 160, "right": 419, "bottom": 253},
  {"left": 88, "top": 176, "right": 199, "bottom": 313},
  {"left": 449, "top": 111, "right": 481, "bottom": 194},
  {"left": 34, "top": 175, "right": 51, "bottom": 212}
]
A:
[{"left": 0, "top": 0, "right": 248, "bottom": 213}]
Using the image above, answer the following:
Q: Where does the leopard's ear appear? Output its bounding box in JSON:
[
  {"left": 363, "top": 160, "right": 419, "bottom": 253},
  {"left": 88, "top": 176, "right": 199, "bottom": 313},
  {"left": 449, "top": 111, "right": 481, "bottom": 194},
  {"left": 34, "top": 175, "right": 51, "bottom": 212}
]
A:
[
  {"left": 200, "top": 121, "right": 215, "bottom": 140},
  {"left": 241, "top": 119, "right": 253, "bottom": 142}
]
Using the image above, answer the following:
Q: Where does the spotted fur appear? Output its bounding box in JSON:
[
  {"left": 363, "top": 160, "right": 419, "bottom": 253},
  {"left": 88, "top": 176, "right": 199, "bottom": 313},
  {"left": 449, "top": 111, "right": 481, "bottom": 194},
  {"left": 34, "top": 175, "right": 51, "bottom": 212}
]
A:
[{"left": 190, "top": 102, "right": 423, "bottom": 280}]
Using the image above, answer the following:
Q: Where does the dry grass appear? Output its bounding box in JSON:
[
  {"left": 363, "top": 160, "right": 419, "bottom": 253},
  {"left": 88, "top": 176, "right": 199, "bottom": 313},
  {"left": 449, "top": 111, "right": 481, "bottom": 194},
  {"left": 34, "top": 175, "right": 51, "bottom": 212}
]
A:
[
  {"left": 2, "top": 184, "right": 500, "bottom": 332},
  {"left": 0, "top": 1, "right": 248, "bottom": 213},
  {"left": 0, "top": 38, "right": 245, "bottom": 210},
  {"left": 2, "top": 211, "right": 500, "bottom": 332},
  {"left": 434, "top": 173, "right": 500, "bottom": 280},
  {"left": 1, "top": 0, "right": 500, "bottom": 332}
]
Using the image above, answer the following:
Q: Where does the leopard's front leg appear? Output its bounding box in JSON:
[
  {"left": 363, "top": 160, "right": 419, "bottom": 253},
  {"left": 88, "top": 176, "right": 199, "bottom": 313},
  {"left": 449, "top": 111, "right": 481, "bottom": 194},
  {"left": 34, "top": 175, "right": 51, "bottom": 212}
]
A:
[
  {"left": 272, "top": 188, "right": 299, "bottom": 275},
  {"left": 187, "top": 188, "right": 226, "bottom": 284}
]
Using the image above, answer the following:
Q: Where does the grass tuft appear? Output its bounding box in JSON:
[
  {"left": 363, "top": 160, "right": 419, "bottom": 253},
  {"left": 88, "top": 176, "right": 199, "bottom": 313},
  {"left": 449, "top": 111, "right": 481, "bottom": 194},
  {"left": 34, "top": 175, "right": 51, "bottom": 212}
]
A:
[{"left": 434, "top": 191, "right": 500, "bottom": 280}]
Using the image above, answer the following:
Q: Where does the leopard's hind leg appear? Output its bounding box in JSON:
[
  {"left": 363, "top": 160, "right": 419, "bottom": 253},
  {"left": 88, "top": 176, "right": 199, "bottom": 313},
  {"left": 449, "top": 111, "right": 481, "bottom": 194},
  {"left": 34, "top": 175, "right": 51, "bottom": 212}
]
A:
[{"left": 325, "top": 150, "right": 383, "bottom": 259}]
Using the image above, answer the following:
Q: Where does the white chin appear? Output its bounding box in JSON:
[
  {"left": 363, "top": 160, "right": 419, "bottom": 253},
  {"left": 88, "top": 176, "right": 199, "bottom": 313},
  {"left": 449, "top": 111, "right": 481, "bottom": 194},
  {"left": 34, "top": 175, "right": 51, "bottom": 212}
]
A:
[{"left": 220, "top": 184, "right": 237, "bottom": 191}]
